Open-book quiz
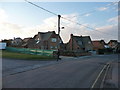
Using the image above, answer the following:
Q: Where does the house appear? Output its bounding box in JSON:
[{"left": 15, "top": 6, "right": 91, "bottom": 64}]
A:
[
  {"left": 116, "top": 42, "right": 120, "bottom": 53},
  {"left": 11, "top": 37, "right": 23, "bottom": 47},
  {"left": 21, "top": 37, "right": 34, "bottom": 48},
  {"left": 24, "top": 31, "right": 63, "bottom": 50},
  {"left": 66, "top": 34, "right": 93, "bottom": 52},
  {"left": 92, "top": 40, "right": 105, "bottom": 50},
  {"left": 108, "top": 40, "right": 118, "bottom": 49},
  {"left": 1, "top": 39, "right": 12, "bottom": 46}
]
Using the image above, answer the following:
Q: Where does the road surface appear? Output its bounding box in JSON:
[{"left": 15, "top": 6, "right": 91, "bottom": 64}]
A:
[{"left": 3, "top": 54, "right": 118, "bottom": 88}]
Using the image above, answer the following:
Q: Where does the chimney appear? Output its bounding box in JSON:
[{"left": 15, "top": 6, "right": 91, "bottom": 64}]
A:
[
  {"left": 71, "top": 34, "right": 73, "bottom": 37},
  {"left": 53, "top": 31, "right": 55, "bottom": 34}
]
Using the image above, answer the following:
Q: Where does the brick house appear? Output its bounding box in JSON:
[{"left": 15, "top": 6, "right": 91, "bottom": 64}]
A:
[
  {"left": 66, "top": 34, "right": 93, "bottom": 52},
  {"left": 92, "top": 40, "right": 105, "bottom": 50},
  {"left": 23, "top": 31, "right": 63, "bottom": 50},
  {"left": 21, "top": 37, "right": 35, "bottom": 48},
  {"left": 116, "top": 42, "right": 120, "bottom": 53},
  {"left": 108, "top": 40, "right": 118, "bottom": 49}
]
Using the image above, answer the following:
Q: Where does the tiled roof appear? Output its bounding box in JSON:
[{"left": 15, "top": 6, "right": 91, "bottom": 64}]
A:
[
  {"left": 92, "top": 41, "right": 104, "bottom": 48},
  {"left": 23, "top": 37, "right": 32, "bottom": 42},
  {"left": 73, "top": 35, "right": 91, "bottom": 48},
  {"left": 108, "top": 40, "right": 118, "bottom": 44},
  {"left": 37, "top": 31, "right": 56, "bottom": 40}
]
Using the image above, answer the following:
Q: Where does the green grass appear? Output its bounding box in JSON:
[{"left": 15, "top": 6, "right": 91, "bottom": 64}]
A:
[{"left": 1, "top": 50, "right": 56, "bottom": 60}]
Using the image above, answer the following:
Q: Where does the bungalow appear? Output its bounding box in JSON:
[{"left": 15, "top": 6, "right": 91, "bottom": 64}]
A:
[{"left": 66, "top": 34, "right": 93, "bottom": 52}]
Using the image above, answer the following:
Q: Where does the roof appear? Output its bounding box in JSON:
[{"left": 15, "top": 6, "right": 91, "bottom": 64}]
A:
[
  {"left": 14, "top": 37, "right": 22, "bottom": 40},
  {"left": 72, "top": 35, "right": 92, "bottom": 48},
  {"left": 92, "top": 40, "right": 104, "bottom": 48},
  {"left": 23, "top": 37, "right": 32, "bottom": 42},
  {"left": 37, "top": 31, "right": 56, "bottom": 40},
  {"left": 108, "top": 40, "right": 118, "bottom": 44}
]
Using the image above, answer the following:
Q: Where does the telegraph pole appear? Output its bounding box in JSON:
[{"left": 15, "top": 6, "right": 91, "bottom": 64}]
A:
[
  {"left": 57, "top": 15, "right": 61, "bottom": 61},
  {"left": 58, "top": 15, "right": 61, "bottom": 50}
]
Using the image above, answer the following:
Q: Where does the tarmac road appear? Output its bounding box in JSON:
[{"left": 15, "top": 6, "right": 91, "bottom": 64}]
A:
[{"left": 3, "top": 54, "right": 118, "bottom": 88}]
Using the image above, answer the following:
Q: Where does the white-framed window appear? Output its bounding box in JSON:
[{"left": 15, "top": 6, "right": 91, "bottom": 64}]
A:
[
  {"left": 36, "top": 40, "right": 39, "bottom": 44},
  {"left": 51, "top": 38, "right": 57, "bottom": 42},
  {"left": 88, "top": 41, "right": 91, "bottom": 44},
  {"left": 59, "top": 40, "right": 62, "bottom": 43}
]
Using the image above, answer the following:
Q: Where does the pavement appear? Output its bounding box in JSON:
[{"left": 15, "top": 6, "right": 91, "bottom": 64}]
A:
[
  {"left": 106, "top": 61, "right": 119, "bottom": 88},
  {"left": 111, "top": 62, "right": 119, "bottom": 88},
  {"left": 100, "top": 54, "right": 119, "bottom": 88},
  {"left": 2, "top": 54, "right": 118, "bottom": 88}
]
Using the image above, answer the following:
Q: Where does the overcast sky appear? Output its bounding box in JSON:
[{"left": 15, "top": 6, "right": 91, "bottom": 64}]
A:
[{"left": 0, "top": 1, "right": 119, "bottom": 43}]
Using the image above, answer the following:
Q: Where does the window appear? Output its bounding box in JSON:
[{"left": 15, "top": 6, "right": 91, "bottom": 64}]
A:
[
  {"left": 36, "top": 40, "right": 39, "bottom": 44},
  {"left": 50, "top": 46, "right": 53, "bottom": 49},
  {"left": 51, "top": 38, "right": 57, "bottom": 42},
  {"left": 59, "top": 40, "right": 62, "bottom": 43},
  {"left": 78, "top": 41, "right": 82, "bottom": 45},
  {"left": 88, "top": 41, "right": 91, "bottom": 44}
]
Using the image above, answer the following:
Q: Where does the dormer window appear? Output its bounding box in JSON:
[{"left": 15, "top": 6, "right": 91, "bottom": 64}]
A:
[
  {"left": 36, "top": 40, "right": 39, "bottom": 44},
  {"left": 36, "top": 38, "right": 40, "bottom": 44}
]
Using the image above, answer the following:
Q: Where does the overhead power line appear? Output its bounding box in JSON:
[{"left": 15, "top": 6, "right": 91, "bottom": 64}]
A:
[
  {"left": 25, "top": 0, "right": 116, "bottom": 37},
  {"left": 61, "top": 17, "right": 115, "bottom": 37},
  {"left": 25, "top": 0, "right": 58, "bottom": 16},
  {"left": 71, "top": 2, "right": 118, "bottom": 18}
]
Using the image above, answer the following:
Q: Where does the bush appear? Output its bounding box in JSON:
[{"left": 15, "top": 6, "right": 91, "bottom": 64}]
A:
[{"left": 98, "top": 48, "right": 113, "bottom": 54}]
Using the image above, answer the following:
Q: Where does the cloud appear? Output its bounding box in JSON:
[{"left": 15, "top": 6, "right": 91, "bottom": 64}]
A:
[
  {"left": 98, "top": 7, "right": 108, "bottom": 11},
  {"left": 84, "top": 13, "right": 91, "bottom": 17},
  {"left": 0, "top": 9, "right": 118, "bottom": 43},
  {"left": 112, "top": 2, "right": 118, "bottom": 6},
  {"left": 107, "top": 16, "right": 120, "bottom": 23},
  {"left": 0, "top": 8, "right": 8, "bottom": 23},
  {"left": 108, "top": 17, "right": 117, "bottom": 23},
  {"left": 107, "top": 2, "right": 118, "bottom": 6},
  {"left": 93, "top": 25, "right": 118, "bottom": 42}
]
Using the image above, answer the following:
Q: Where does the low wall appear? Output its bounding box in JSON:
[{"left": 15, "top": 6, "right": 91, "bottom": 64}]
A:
[{"left": 60, "top": 50, "right": 91, "bottom": 57}]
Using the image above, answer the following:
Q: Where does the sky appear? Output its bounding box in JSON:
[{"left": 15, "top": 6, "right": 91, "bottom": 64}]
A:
[{"left": 0, "top": 1, "right": 119, "bottom": 43}]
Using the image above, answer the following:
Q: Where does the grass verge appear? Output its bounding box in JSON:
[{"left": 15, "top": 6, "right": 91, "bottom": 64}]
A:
[{"left": 1, "top": 50, "right": 56, "bottom": 60}]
